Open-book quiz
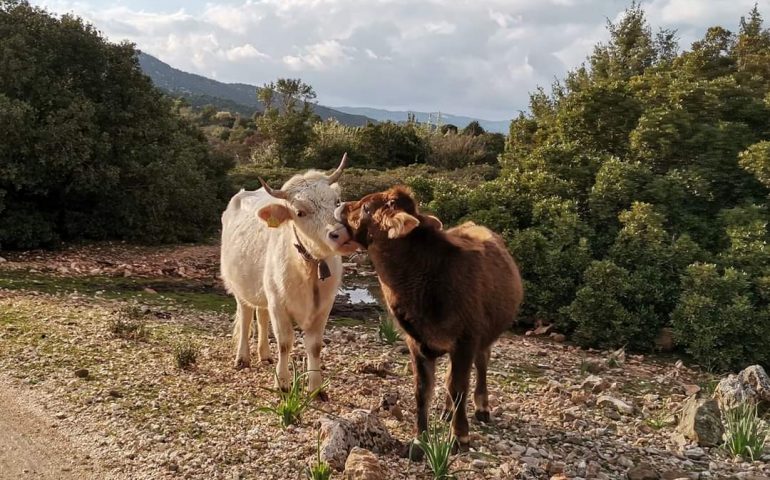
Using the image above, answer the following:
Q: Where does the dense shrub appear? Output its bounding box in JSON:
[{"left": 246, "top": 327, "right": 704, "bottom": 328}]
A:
[
  {"left": 412, "top": 4, "right": 770, "bottom": 369},
  {"left": 0, "top": 2, "right": 232, "bottom": 248},
  {"left": 672, "top": 263, "right": 770, "bottom": 371}
]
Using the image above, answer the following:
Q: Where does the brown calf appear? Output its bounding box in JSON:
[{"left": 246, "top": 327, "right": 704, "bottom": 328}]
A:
[{"left": 335, "top": 186, "right": 523, "bottom": 454}]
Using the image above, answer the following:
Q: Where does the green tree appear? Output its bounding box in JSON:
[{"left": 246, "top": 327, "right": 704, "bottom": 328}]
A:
[
  {"left": 255, "top": 78, "right": 318, "bottom": 166},
  {"left": 0, "top": 1, "right": 232, "bottom": 248}
]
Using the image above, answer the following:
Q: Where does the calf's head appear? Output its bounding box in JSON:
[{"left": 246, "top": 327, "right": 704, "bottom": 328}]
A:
[
  {"left": 334, "top": 186, "right": 442, "bottom": 249},
  {"left": 257, "top": 154, "right": 357, "bottom": 257}
]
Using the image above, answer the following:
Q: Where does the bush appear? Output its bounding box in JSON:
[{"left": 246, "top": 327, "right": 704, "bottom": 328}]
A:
[
  {"left": 426, "top": 132, "right": 495, "bottom": 169},
  {"left": 672, "top": 263, "right": 770, "bottom": 371}
]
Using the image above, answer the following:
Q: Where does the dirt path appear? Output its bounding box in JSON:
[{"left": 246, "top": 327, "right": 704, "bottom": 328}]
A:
[{"left": 0, "top": 379, "right": 102, "bottom": 480}]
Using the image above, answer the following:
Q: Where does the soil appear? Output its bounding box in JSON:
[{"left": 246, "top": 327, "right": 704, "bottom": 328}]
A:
[{"left": 0, "top": 243, "right": 768, "bottom": 480}]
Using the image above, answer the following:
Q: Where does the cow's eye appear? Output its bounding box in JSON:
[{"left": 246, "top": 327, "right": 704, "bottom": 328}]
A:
[
  {"left": 335, "top": 198, "right": 341, "bottom": 207},
  {"left": 296, "top": 210, "right": 306, "bottom": 218}
]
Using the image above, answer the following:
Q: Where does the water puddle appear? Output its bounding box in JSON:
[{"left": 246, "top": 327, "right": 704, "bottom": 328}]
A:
[{"left": 339, "top": 287, "right": 378, "bottom": 304}]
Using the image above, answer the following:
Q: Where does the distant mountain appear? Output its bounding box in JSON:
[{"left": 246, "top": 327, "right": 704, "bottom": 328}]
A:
[
  {"left": 137, "top": 52, "right": 373, "bottom": 126},
  {"left": 333, "top": 107, "right": 510, "bottom": 134}
]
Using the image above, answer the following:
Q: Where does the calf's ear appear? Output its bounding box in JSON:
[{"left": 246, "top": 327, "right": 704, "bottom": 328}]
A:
[
  {"left": 257, "top": 204, "right": 292, "bottom": 228},
  {"left": 386, "top": 212, "right": 420, "bottom": 239},
  {"left": 421, "top": 215, "right": 443, "bottom": 230}
]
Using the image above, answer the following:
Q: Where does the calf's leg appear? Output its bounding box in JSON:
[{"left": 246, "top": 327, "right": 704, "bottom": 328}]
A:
[
  {"left": 405, "top": 339, "right": 436, "bottom": 461},
  {"left": 256, "top": 307, "right": 271, "bottom": 364},
  {"left": 447, "top": 348, "right": 474, "bottom": 447},
  {"left": 473, "top": 346, "right": 492, "bottom": 422},
  {"left": 233, "top": 299, "right": 254, "bottom": 369}
]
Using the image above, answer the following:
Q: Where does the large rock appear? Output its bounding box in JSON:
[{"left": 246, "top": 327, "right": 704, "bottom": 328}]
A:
[
  {"left": 319, "top": 410, "right": 398, "bottom": 470},
  {"left": 714, "top": 365, "right": 770, "bottom": 410},
  {"left": 343, "top": 448, "right": 384, "bottom": 480},
  {"left": 675, "top": 396, "right": 724, "bottom": 447}
]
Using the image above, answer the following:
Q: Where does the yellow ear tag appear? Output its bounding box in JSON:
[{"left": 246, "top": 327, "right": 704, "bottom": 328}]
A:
[{"left": 267, "top": 216, "right": 280, "bottom": 228}]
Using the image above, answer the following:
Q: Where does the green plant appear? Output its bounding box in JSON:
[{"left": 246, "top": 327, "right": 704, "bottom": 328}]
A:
[
  {"left": 378, "top": 315, "right": 400, "bottom": 345},
  {"left": 410, "top": 420, "right": 460, "bottom": 480},
  {"left": 305, "top": 433, "right": 333, "bottom": 480},
  {"left": 259, "top": 364, "right": 327, "bottom": 428},
  {"left": 109, "top": 305, "right": 148, "bottom": 340},
  {"left": 723, "top": 401, "right": 769, "bottom": 461},
  {"left": 174, "top": 340, "right": 199, "bottom": 369}
]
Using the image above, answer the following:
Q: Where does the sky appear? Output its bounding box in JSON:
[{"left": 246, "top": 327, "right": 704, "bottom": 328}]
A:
[{"left": 33, "top": 0, "right": 769, "bottom": 121}]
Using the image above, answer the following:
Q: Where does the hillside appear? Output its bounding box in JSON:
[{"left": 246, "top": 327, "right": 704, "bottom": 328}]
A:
[
  {"left": 137, "top": 52, "right": 373, "bottom": 126},
  {"left": 333, "top": 106, "right": 510, "bottom": 134}
]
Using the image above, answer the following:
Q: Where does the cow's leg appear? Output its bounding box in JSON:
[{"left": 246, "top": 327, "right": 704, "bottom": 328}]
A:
[
  {"left": 405, "top": 338, "right": 435, "bottom": 461},
  {"left": 268, "top": 305, "right": 294, "bottom": 391},
  {"left": 303, "top": 316, "right": 328, "bottom": 401},
  {"left": 447, "top": 348, "right": 474, "bottom": 449},
  {"left": 473, "top": 346, "right": 492, "bottom": 422},
  {"left": 233, "top": 299, "right": 254, "bottom": 369},
  {"left": 256, "top": 307, "right": 272, "bottom": 364}
]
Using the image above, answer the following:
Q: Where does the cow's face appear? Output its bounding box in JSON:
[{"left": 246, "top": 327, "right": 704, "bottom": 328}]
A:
[
  {"left": 256, "top": 154, "right": 358, "bottom": 257},
  {"left": 334, "top": 186, "right": 441, "bottom": 249}
]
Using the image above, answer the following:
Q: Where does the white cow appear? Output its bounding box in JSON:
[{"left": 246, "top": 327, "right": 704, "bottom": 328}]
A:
[{"left": 220, "top": 154, "right": 355, "bottom": 396}]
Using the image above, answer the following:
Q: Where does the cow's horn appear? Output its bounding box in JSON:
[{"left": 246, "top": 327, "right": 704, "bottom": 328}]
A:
[
  {"left": 327, "top": 152, "right": 348, "bottom": 184},
  {"left": 259, "top": 177, "right": 289, "bottom": 200}
]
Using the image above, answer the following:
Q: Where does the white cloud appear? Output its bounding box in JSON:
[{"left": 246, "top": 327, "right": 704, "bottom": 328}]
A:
[
  {"left": 224, "top": 44, "right": 269, "bottom": 62},
  {"left": 31, "top": 0, "right": 764, "bottom": 120},
  {"left": 283, "top": 40, "right": 356, "bottom": 70}
]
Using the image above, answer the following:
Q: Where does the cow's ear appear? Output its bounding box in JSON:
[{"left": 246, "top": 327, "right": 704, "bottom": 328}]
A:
[
  {"left": 387, "top": 212, "right": 420, "bottom": 239},
  {"left": 257, "top": 204, "right": 292, "bottom": 228},
  {"left": 421, "top": 215, "right": 443, "bottom": 230}
]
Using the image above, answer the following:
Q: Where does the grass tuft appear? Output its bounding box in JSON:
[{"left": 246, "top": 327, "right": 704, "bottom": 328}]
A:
[
  {"left": 174, "top": 340, "right": 199, "bottom": 369},
  {"left": 723, "top": 401, "right": 768, "bottom": 461},
  {"left": 378, "top": 315, "right": 400, "bottom": 345},
  {"left": 259, "top": 363, "right": 327, "bottom": 428},
  {"left": 109, "top": 304, "right": 148, "bottom": 340},
  {"left": 305, "top": 433, "right": 333, "bottom": 480}
]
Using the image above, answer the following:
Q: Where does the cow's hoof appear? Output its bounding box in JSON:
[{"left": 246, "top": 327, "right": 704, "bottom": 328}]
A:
[
  {"left": 400, "top": 441, "right": 424, "bottom": 462},
  {"left": 314, "top": 390, "right": 329, "bottom": 402},
  {"left": 259, "top": 358, "right": 273, "bottom": 365},
  {"left": 234, "top": 358, "right": 251, "bottom": 370},
  {"left": 474, "top": 409, "right": 491, "bottom": 422}
]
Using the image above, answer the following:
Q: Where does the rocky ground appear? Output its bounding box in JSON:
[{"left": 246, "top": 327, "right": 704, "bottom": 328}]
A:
[{"left": 0, "top": 243, "right": 768, "bottom": 480}]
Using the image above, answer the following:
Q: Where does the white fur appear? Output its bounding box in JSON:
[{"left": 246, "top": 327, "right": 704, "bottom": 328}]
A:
[{"left": 220, "top": 171, "right": 344, "bottom": 393}]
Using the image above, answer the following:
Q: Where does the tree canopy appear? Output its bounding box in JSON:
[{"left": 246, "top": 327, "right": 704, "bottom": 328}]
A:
[{"left": 0, "top": 1, "right": 233, "bottom": 248}]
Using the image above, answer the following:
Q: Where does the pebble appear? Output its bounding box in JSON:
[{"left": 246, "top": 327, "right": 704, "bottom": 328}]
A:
[
  {"left": 618, "top": 456, "right": 635, "bottom": 468},
  {"left": 684, "top": 447, "right": 706, "bottom": 459},
  {"left": 74, "top": 368, "right": 89, "bottom": 379},
  {"left": 525, "top": 447, "right": 540, "bottom": 458},
  {"left": 521, "top": 456, "right": 540, "bottom": 467},
  {"left": 472, "top": 459, "right": 489, "bottom": 469}
]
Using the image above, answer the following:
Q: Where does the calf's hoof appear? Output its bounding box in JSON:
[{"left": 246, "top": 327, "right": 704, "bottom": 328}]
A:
[
  {"left": 259, "top": 358, "right": 273, "bottom": 366},
  {"left": 399, "top": 441, "right": 424, "bottom": 462},
  {"left": 474, "top": 409, "right": 491, "bottom": 423},
  {"left": 452, "top": 437, "right": 470, "bottom": 454},
  {"left": 234, "top": 358, "right": 251, "bottom": 370}
]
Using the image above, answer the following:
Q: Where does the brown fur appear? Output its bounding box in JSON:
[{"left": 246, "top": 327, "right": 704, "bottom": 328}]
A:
[{"left": 338, "top": 186, "right": 524, "bottom": 454}]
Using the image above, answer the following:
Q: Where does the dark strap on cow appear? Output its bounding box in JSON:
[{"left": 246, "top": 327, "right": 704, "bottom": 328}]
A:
[{"left": 293, "top": 226, "right": 331, "bottom": 281}]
